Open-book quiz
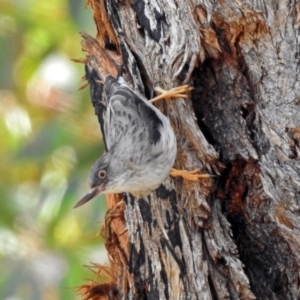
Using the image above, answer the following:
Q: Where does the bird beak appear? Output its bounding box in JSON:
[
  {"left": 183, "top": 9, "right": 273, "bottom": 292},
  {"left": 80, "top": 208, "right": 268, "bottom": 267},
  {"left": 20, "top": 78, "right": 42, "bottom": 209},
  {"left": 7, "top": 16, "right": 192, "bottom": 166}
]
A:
[{"left": 74, "top": 185, "right": 103, "bottom": 208}]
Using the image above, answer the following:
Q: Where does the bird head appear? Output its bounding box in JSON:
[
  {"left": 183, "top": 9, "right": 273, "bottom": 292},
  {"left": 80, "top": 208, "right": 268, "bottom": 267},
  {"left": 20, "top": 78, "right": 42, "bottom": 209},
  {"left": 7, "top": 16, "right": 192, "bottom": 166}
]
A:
[
  {"left": 74, "top": 150, "right": 131, "bottom": 208},
  {"left": 74, "top": 152, "right": 111, "bottom": 208}
]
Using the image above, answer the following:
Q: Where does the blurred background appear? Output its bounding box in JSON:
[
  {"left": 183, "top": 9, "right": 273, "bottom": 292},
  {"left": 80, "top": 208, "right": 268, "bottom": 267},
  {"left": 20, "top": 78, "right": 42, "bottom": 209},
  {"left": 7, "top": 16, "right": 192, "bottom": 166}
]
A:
[{"left": 0, "top": 1, "right": 108, "bottom": 299}]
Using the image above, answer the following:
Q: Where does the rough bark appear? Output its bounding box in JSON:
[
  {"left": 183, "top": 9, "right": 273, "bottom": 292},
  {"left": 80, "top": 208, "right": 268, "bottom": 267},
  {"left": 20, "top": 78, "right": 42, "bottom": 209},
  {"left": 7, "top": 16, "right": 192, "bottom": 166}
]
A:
[{"left": 78, "top": 0, "right": 300, "bottom": 299}]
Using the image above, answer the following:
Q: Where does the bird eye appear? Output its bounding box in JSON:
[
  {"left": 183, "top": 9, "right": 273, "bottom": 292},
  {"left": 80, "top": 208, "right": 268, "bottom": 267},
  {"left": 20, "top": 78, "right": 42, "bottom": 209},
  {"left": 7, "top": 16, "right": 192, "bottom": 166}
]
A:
[{"left": 98, "top": 170, "right": 107, "bottom": 179}]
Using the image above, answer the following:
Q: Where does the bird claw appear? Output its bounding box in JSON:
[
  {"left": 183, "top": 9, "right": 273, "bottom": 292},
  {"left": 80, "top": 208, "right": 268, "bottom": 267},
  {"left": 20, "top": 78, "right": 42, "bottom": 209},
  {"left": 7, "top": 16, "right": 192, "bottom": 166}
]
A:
[
  {"left": 170, "top": 168, "right": 211, "bottom": 181},
  {"left": 150, "top": 85, "right": 193, "bottom": 103}
]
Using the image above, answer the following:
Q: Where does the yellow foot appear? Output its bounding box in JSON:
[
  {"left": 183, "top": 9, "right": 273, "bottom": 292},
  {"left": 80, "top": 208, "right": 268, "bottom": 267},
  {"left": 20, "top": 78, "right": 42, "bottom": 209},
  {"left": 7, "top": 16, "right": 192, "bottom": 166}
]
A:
[
  {"left": 149, "top": 85, "right": 193, "bottom": 103},
  {"left": 170, "top": 168, "right": 211, "bottom": 181}
]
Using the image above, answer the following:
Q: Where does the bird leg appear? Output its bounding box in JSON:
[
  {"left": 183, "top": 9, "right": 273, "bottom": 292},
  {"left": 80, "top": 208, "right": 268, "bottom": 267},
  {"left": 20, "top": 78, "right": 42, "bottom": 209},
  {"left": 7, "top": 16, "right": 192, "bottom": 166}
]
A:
[
  {"left": 150, "top": 85, "right": 193, "bottom": 103},
  {"left": 150, "top": 85, "right": 209, "bottom": 181},
  {"left": 170, "top": 168, "right": 211, "bottom": 181}
]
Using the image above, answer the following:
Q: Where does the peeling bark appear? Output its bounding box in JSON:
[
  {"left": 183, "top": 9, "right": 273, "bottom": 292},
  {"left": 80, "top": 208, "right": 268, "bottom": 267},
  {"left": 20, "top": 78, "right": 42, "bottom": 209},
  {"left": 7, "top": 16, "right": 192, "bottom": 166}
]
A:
[{"left": 78, "top": 0, "right": 300, "bottom": 299}]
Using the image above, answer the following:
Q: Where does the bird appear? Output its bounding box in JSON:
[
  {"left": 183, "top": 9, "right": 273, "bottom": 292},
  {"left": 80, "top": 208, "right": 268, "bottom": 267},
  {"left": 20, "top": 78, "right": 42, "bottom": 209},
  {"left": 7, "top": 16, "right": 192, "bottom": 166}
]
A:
[
  {"left": 74, "top": 75, "right": 179, "bottom": 208},
  {"left": 74, "top": 33, "right": 209, "bottom": 208}
]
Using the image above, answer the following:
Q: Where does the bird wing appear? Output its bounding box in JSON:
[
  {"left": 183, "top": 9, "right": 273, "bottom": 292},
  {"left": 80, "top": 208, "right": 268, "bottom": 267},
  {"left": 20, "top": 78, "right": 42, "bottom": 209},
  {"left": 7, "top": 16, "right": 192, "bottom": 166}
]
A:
[{"left": 104, "top": 76, "right": 163, "bottom": 149}]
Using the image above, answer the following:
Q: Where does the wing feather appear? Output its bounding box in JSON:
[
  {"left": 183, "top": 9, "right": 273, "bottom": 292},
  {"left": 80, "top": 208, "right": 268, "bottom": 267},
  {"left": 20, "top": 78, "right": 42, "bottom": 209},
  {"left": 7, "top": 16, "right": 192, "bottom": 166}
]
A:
[{"left": 104, "top": 76, "right": 162, "bottom": 149}]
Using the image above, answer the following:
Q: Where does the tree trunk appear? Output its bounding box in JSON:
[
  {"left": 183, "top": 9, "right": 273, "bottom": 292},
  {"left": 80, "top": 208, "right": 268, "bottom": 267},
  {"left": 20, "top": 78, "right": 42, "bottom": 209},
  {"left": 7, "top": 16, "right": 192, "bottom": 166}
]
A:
[{"left": 78, "top": 0, "right": 300, "bottom": 299}]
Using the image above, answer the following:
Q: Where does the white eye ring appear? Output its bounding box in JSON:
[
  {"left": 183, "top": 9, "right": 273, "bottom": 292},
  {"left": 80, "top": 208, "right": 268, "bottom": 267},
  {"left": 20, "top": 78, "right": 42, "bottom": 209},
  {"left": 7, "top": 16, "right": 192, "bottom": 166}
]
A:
[{"left": 98, "top": 170, "right": 107, "bottom": 179}]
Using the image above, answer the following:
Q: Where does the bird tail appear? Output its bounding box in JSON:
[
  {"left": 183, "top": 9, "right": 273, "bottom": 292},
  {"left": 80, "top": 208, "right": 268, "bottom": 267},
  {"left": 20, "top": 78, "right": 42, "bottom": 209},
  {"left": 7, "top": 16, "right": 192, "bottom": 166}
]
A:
[{"left": 81, "top": 32, "right": 122, "bottom": 81}]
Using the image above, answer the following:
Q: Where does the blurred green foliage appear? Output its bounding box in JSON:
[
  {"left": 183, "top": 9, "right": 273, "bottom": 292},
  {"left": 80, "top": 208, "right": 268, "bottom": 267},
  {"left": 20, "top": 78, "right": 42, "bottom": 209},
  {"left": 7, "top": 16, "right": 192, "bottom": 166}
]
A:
[{"left": 0, "top": 1, "right": 108, "bottom": 299}]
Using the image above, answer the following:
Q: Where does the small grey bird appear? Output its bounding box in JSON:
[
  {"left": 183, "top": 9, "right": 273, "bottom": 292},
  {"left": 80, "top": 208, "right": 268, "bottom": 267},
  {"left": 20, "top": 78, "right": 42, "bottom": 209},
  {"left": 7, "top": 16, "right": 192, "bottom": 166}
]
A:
[
  {"left": 74, "top": 33, "right": 205, "bottom": 208},
  {"left": 74, "top": 76, "right": 177, "bottom": 207}
]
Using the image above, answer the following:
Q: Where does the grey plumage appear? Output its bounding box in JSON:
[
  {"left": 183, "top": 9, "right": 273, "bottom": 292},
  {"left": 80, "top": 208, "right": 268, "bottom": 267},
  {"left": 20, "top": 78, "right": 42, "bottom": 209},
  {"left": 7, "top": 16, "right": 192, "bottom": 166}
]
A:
[{"left": 75, "top": 76, "right": 177, "bottom": 207}]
